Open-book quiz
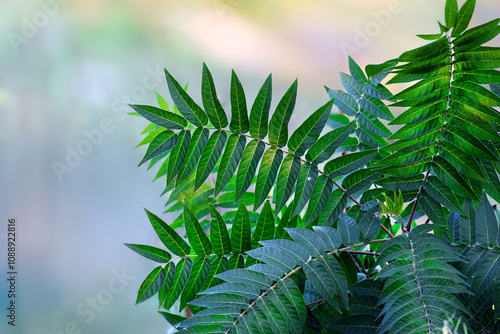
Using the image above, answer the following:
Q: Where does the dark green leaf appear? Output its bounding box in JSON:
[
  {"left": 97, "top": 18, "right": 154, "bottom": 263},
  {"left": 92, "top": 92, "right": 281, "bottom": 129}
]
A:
[
  {"left": 177, "top": 127, "right": 210, "bottom": 185},
  {"left": 313, "top": 226, "right": 342, "bottom": 251},
  {"left": 460, "top": 198, "right": 476, "bottom": 245},
  {"left": 290, "top": 163, "right": 319, "bottom": 217},
  {"left": 166, "top": 130, "right": 191, "bottom": 186},
  {"left": 250, "top": 74, "right": 272, "bottom": 139},
  {"left": 424, "top": 176, "right": 466, "bottom": 215},
  {"left": 338, "top": 213, "right": 360, "bottom": 246},
  {"left": 269, "top": 79, "right": 298, "bottom": 148},
  {"left": 139, "top": 130, "right": 178, "bottom": 166},
  {"left": 231, "top": 202, "right": 252, "bottom": 253},
  {"left": 327, "top": 89, "right": 358, "bottom": 116},
  {"left": 164, "top": 68, "right": 208, "bottom": 127},
  {"left": 358, "top": 207, "right": 381, "bottom": 243},
  {"left": 359, "top": 96, "right": 394, "bottom": 121},
  {"left": 164, "top": 258, "right": 193, "bottom": 309},
  {"left": 230, "top": 70, "right": 249, "bottom": 134},
  {"left": 208, "top": 203, "right": 232, "bottom": 256},
  {"left": 305, "top": 122, "right": 355, "bottom": 164},
  {"left": 288, "top": 99, "right": 333, "bottom": 155},
  {"left": 475, "top": 191, "right": 498, "bottom": 247},
  {"left": 145, "top": 209, "right": 191, "bottom": 256},
  {"left": 125, "top": 243, "right": 171, "bottom": 263},
  {"left": 214, "top": 134, "right": 246, "bottom": 196},
  {"left": 254, "top": 148, "right": 283, "bottom": 210},
  {"left": 445, "top": 0, "right": 458, "bottom": 28},
  {"left": 339, "top": 72, "right": 363, "bottom": 99},
  {"left": 325, "top": 150, "right": 377, "bottom": 178},
  {"left": 275, "top": 155, "right": 302, "bottom": 213},
  {"left": 180, "top": 257, "right": 212, "bottom": 310},
  {"left": 253, "top": 201, "right": 275, "bottom": 243},
  {"left": 184, "top": 205, "right": 212, "bottom": 257},
  {"left": 235, "top": 139, "right": 265, "bottom": 201},
  {"left": 417, "top": 191, "right": 448, "bottom": 225},
  {"left": 136, "top": 266, "right": 165, "bottom": 304},
  {"left": 201, "top": 63, "right": 228, "bottom": 129},
  {"left": 129, "top": 104, "right": 188, "bottom": 129},
  {"left": 432, "top": 155, "right": 478, "bottom": 199},
  {"left": 304, "top": 175, "right": 334, "bottom": 225},
  {"left": 195, "top": 131, "right": 227, "bottom": 190},
  {"left": 348, "top": 56, "right": 368, "bottom": 85}
]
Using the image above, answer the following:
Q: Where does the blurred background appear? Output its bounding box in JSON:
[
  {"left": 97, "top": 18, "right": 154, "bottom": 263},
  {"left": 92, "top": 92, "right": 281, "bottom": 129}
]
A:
[{"left": 1, "top": 0, "right": 499, "bottom": 333}]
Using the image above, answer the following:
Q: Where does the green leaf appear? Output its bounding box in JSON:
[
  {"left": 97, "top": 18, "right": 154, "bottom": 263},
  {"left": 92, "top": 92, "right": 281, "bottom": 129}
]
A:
[
  {"left": 445, "top": 0, "right": 458, "bottom": 28},
  {"left": 201, "top": 63, "right": 228, "bottom": 129},
  {"left": 124, "top": 244, "right": 171, "bottom": 263},
  {"left": 452, "top": 81, "right": 500, "bottom": 107},
  {"left": 139, "top": 130, "right": 178, "bottom": 166},
  {"left": 327, "top": 89, "right": 358, "bottom": 116},
  {"left": 253, "top": 201, "right": 275, "bottom": 243},
  {"left": 184, "top": 205, "right": 212, "bottom": 257},
  {"left": 290, "top": 163, "right": 319, "bottom": 217},
  {"left": 432, "top": 156, "right": 478, "bottom": 199},
  {"left": 359, "top": 96, "right": 394, "bottom": 121},
  {"left": 475, "top": 191, "right": 498, "bottom": 247},
  {"left": 479, "top": 159, "right": 500, "bottom": 203},
  {"left": 195, "top": 130, "right": 227, "bottom": 190},
  {"left": 208, "top": 203, "right": 232, "bottom": 256},
  {"left": 164, "top": 257, "right": 193, "bottom": 309},
  {"left": 389, "top": 113, "right": 444, "bottom": 140},
  {"left": 339, "top": 72, "right": 363, "bottom": 99},
  {"left": 417, "top": 190, "right": 448, "bottom": 224},
  {"left": 275, "top": 155, "right": 302, "bottom": 213},
  {"left": 231, "top": 202, "right": 252, "bottom": 253},
  {"left": 166, "top": 130, "right": 191, "bottom": 186},
  {"left": 324, "top": 150, "right": 377, "bottom": 178},
  {"left": 230, "top": 70, "right": 249, "bottom": 134},
  {"left": 164, "top": 68, "right": 208, "bottom": 127},
  {"left": 180, "top": 257, "right": 212, "bottom": 310},
  {"left": 338, "top": 213, "right": 360, "bottom": 246},
  {"left": 424, "top": 176, "right": 466, "bottom": 215},
  {"left": 348, "top": 56, "right": 368, "bottom": 85},
  {"left": 305, "top": 122, "right": 355, "bottom": 164},
  {"left": 177, "top": 127, "right": 210, "bottom": 185},
  {"left": 358, "top": 207, "right": 381, "bottom": 243},
  {"left": 136, "top": 266, "right": 165, "bottom": 304},
  {"left": 288, "top": 99, "right": 333, "bottom": 155},
  {"left": 246, "top": 246, "right": 295, "bottom": 273},
  {"left": 188, "top": 293, "right": 249, "bottom": 309},
  {"left": 250, "top": 74, "right": 272, "bottom": 139},
  {"left": 452, "top": 0, "right": 477, "bottom": 37},
  {"left": 158, "top": 310, "right": 186, "bottom": 327},
  {"left": 375, "top": 175, "right": 424, "bottom": 192},
  {"left": 269, "top": 79, "right": 298, "bottom": 148},
  {"left": 304, "top": 175, "right": 334, "bottom": 225},
  {"left": 214, "top": 134, "right": 246, "bottom": 196},
  {"left": 254, "top": 148, "right": 283, "bottom": 210},
  {"left": 155, "top": 92, "right": 170, "bottom": 111},
  {"left": 215, "top": 269, "right": 273, "bottom": 290},
  {"left": 460, "top": 198, "right": 476, "bottom": 245},
  {"left": 438, "top": 140, "right": 486, "bottom": 182},
  {"left": 448, "top": 109, "right": 500, "bottom": 141},
  {"left": 344, "top": 169, "right": 382, "bottom": 195},
  {"left": 313, "top": 226, "right": 342, "bottom": 250},
  {"left": 235, "top": 139, "right": 265, "bottom": 201},
  {"left": 202, "top": 256, "right": 229, "bottom": 290},
  {"left": 129, "top": 104, "right": 188, "bottom": 129},
  {"left": 267, "top": 280, "right": 307, "bottom": 333},
  {"left": 145, "top": 209, "right": 191, "bottom": 256},
  {"left": 319, "top": 190, "right": 349, "bottom": 225}
]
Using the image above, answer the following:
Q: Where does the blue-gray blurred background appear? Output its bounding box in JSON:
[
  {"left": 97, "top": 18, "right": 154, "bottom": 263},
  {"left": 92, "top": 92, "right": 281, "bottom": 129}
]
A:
[{"left": 1, "top": 0, "right": 499, "bottom": 333}]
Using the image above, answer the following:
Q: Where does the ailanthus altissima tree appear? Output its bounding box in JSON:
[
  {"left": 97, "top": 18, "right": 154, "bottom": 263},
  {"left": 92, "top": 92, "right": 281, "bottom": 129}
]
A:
[{"left": 126, "top": 1, "right": 500, "bottom": 332}]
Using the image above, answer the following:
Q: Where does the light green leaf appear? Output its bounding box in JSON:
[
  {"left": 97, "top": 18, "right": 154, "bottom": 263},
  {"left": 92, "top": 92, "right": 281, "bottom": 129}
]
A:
[
  {"left": 324, "top": 150, "right": 377, "bottom": 177},
  {"left": 452, "top": 81, "right": 500, "bottom": 107},
  {"left": 389, "top": 113, "right": 444, "bottom": 140},
  {"left": 136, "top": 266, "right": 166, "bottom": 304},
  {"left": 164, "top": 258, "right": 193, "bottom": 309},
  {"left": 155, "top": 92, "right": 170, "bottom": 111},
  {"left": 164, "top": 68, "right": 208, "bottom": 127},
  {"left": 338, "top": 213, "right": 360, "bottom": 246},
  {"left": 208, "top": 203, "right": 232, "bottom": 256},
  {"left": 166, "top": 130, "right": 191, "bottom": 186},
  {"left": 129, "top": 104, "right": 188, "bottom": 129},
  {"left": 230, "top": 70, "right": 249, "bottom": 134},
  {"left": 475, "top": 191, "right": 498, "bottom": 247},
  {"left": 250, "top": 74, "right": 272, "bottom": 139},
  {"left": 288, "top": 99, "right": 333, "bottom": 155},
  {"left": 201, "top": 63, "right": 228, "bottom": 129},
  {"left": 231, "top": 202, "right": 252, "bottom": 253},
  {"left": 177, "top": 127, "right": 210, "bottom": 186},
  {"left": 214, "top": 134, "right": 246, "bottom": 196},
  {"left": 180, "top": 257, "right": 212, "bottom": 310},
  {"left": 235, "top": 139, "right": 265, "bottom": 201},
  {"left": 145, "top": 209, "right": 191, "bottom": 256},
  {"left": 275, "top": 155, "right": 302, "bottom": 213},
  {"left": 125, "top": 244, "right": 171, "bottom": 263},
  {"left": 184, "top": 205, "right": 212, "bottom": 257},
  {"left": 305, "top": 122, "right": 355, "bottom": 164},
  {"left": 254, "top": 148, "right": 283, "bottom": 210},
  {"left": 443, "top": 123, "right": 497, "bottom": 161},
  {"left": 269, "top": 79, "right": 298, "bottom": 148},
  {"left": 448, "top": 109, "right": 500, "bottom": 141},
  {"left": 195, "top": 131, "right": 227, "bottom": 190},
  {"left": 139, "top": 130, "right": 178, "bottom": 166}
]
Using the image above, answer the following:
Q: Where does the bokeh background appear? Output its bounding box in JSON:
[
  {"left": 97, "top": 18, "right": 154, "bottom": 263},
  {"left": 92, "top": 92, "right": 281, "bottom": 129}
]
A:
[{"left": 1, "top": 0, "right": 500, "bottom": 333}]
